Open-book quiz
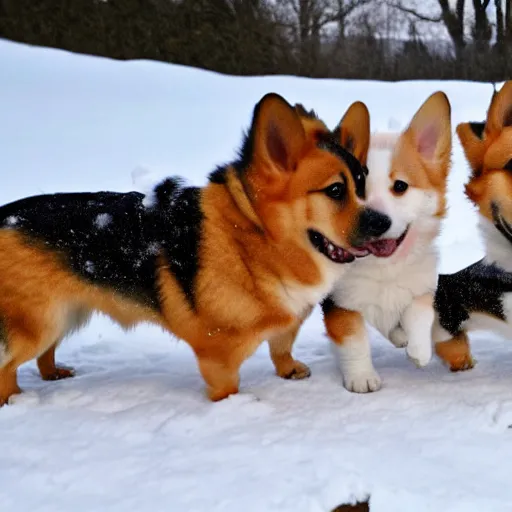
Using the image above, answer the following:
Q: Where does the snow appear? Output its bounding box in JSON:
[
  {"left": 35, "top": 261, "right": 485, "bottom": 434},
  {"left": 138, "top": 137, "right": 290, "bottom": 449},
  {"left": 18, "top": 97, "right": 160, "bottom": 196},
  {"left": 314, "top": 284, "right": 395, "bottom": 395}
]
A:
[
  {"left": 4, "top": 215, "right": 18, "bottom": 226},
  {"left": 84, "top": 260, "right": 95, "bottom": 274},
  {"left": 94, "top": 213, "right": 112, "bottom": 229},
  {"left": 0, "top": 39, "right": 510, "bottom": 511}
]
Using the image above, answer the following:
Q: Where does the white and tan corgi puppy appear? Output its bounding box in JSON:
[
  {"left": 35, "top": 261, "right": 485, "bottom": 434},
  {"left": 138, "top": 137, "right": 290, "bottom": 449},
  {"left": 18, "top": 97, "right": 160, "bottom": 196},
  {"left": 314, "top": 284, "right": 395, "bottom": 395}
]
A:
[
  {"left": 434, "top": 81, "right": 512, "bottom": 371},
  {"left": 321, "top": 91, "right": 452, "bottom": 392}
]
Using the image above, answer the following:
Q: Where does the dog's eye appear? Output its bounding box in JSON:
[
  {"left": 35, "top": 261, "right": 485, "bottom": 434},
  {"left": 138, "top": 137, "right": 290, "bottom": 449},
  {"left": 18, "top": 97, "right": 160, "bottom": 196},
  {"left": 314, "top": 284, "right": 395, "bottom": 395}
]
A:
[
  {"left": 392, "top": 180, "right": 409, "bottom": 195},
  {"left": 324, "top": 182, "right": 346, "bottom": 201}
]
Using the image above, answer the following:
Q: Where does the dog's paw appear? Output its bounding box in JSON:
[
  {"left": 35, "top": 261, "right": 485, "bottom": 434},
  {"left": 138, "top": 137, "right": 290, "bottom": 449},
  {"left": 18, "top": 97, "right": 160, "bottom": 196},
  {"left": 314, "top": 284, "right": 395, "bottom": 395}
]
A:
[
  {"left": 406, "top": 340, "right": 432, "bottom": 368},
  {"left": 41, "top": 366, "right": 75, "bottom": 381},
  {"left": 276, "top": 359, "right": 311, "bottom": 380},
  {"left": 389, "top": 326, "right": 408, "bottom": 348},
  {"left": 343, "top": 370, "right": 382, "bottom": 393}
]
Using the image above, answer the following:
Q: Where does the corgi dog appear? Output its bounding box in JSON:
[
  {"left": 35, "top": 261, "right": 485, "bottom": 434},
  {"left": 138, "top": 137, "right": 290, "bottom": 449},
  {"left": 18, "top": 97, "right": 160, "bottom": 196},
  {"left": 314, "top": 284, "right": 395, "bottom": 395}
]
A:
[
  {"left": 434, "top": 81, "right": 512, "bottom": 370},
  {"left": 0, "top": 93, "right": 391, "bottom": 405},
  {"left": 318, "top": 92, "right": 452, "bottom": 392}
]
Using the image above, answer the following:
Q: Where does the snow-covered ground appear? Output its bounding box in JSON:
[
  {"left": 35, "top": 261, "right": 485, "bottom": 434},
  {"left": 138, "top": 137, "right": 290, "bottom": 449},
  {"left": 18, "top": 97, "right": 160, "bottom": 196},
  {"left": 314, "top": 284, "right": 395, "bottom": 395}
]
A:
[{"left": 1, "top": 40, "right": 511, "bottom": 511}]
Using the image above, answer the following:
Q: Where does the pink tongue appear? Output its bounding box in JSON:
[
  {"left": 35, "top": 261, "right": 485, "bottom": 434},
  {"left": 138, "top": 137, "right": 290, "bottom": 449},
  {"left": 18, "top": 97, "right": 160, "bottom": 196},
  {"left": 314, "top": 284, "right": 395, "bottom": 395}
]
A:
[{"left": 364, "top": 239, "right": 398, "bottom": 257}]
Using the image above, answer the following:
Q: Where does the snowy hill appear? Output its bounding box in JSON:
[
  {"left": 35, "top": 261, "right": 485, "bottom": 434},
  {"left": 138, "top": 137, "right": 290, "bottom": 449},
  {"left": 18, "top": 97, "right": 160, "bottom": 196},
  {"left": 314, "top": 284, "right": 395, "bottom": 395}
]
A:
[{"left": 1, "top": 40, "right": 511, "bottom": 512}]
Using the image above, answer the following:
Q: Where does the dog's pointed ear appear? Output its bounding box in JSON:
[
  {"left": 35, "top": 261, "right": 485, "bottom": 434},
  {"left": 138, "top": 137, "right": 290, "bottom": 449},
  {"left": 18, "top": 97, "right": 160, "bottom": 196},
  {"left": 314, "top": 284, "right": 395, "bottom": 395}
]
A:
[
  {"left": 486, "top": 81, "right": 512, "bottom": 135},
  {"left": 251, "top": 93, "right": 306, "bottom": 178},
  {"left": 456, "top": 122, "right": 486, "bottom": 176},
  {"left": 335, "top": 101, "right": 370, "bottom": 165},
  {"left": 407, "top": 91, "right": 451, "bottom": 167}
]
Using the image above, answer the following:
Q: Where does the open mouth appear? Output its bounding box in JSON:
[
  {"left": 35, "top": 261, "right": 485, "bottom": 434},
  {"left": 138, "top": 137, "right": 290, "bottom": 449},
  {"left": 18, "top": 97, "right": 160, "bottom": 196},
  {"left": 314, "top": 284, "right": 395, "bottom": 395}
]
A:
[
  {"left": 492, "top": 204, "right": 512, "bottom": 245},
  {"left": 354, "top": 226, "right": 410, "bottom": 258},
  {"left": 308, "top": 229, "right": 369, "bottom": 263}
]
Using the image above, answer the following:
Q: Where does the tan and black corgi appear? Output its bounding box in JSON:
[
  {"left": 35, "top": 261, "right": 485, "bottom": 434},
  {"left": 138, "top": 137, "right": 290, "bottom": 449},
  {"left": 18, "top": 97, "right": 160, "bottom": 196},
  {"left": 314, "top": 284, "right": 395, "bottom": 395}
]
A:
[
  {"left": 434, "top": 81, "right": 512, "bottom": 371},
  {"left": 0, "top": 93, "right": 391, "bottom": 405}
]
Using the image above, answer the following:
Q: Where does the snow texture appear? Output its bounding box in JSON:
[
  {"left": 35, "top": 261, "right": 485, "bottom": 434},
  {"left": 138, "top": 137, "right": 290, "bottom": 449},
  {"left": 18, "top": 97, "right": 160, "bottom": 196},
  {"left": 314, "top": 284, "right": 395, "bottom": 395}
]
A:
[
  {"left": 94, "top": 213, "right": 112, "bottom": 229},
  {"left": 0, "top": 39, "right": 510, "bottom": 511},
  {"left": 5, "top": 215, "right": 18, "bottom": 226}
]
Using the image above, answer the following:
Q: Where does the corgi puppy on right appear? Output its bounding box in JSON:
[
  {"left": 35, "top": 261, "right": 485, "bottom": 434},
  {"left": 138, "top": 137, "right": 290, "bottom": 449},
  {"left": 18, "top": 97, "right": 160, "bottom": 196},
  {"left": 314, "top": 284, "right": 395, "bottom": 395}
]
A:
[{"left": 434, "top": 81, "right": 512, "bottom": 370}]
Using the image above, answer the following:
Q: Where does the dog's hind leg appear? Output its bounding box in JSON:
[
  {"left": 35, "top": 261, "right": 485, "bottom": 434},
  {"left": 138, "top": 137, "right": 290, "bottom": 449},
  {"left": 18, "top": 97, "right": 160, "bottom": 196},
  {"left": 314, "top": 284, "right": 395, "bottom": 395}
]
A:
[
  {"left": 432, "top": 313, "right": 475, "bottom": 371},
  {"left": 0, "top": 329, "right": 49, "bottom": 406},
  {"left": 0, "top": 303, "right": 90, "bottom": 405},
  {"left": 267, "top": 315, "right": 311, "bottom": 380},
  {"left": 37, "top": 343, "right": 74, "bottom": 381},
  {"left": 37, "top": 307, "right": 91, "bottom": 381}
]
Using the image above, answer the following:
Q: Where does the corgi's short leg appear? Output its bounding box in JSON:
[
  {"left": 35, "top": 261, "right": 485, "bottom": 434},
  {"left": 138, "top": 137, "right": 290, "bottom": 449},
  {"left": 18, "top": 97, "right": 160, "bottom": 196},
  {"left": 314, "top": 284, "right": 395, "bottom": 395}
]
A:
[
  {"left": 267, "top": 309, "right": 312, "bottom": 380},
  {"left": 194, "top": 337, "right": 261, "bottom": 402},
  {"left": 37, "top": 306, "right": 90, "bottom": 381},
  {"left": 0, "top": 367, "right": 21, "bottom": 406},
  {"left": 324, "top": 305, "right": 381, "bottom": 393},
  {"left": 401, "top": 293, "right": 434, "bottom": 367},
  {"left": 435, "top": 332, "right": 474, "bottom": 372},
  {"left": 0, "top": 330, "right": 48, "bottom": 405},
  {"left": 37, "top": 342, "right": 75, "bottom": 381}
]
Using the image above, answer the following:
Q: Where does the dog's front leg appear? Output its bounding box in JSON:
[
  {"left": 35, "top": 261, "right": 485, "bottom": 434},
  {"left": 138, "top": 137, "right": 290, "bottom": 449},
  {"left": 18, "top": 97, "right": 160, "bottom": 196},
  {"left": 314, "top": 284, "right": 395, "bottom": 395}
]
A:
[
  {"left": 194, "top": 334, "right": 262, "bottom": 402},
  {"left": 323, "top": 305, "right": 381, "bottom": 393},
  {"left": 268, "top": 308, "right": 312, "bottom": 380},
  {"left": 401, "top": 293, "right": 434, "bottom": 367}
]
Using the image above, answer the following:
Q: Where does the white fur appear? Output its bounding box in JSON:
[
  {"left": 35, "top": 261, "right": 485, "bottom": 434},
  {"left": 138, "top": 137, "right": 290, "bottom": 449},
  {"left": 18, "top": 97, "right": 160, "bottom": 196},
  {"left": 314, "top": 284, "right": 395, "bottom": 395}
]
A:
[
  {"left": 331, "top": 329, "right": 382, "bottom": 393},
  {"left": 330, "top": 134, "right": 442, "bottom": 391},
  {"left": 480, "top": 215, "right": 512, "bottom": 272},
  {"left": 401, "top": 293, "right": 435, "bottom": 366}
]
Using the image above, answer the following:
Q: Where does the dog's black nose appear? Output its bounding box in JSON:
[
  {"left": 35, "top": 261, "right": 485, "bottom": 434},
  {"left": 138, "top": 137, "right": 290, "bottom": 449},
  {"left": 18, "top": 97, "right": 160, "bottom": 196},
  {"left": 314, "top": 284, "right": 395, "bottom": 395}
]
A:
[{"left": 358, "top": 208, "right": 391, "bottom": 238}]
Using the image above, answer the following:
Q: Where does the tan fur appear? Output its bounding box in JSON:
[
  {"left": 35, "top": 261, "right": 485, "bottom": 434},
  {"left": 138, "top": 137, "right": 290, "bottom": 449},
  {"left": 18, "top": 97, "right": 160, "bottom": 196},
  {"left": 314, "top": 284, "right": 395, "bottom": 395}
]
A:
[
  {"left": 390, "top": 91, "right": 452, "bottom": 217},
  {"left": 324, "top": 306, "right": 363, "bottom": 343},
  {"left": 0, "top": 94, "right": 374, "bottom": 404},
  {"left": 338, "top": 101, "right": 370, "bottom": 164},
  {"left": 458, "top": 81, "right": 512, "bottom": 224},
  {"left": 435, "top": 332, "right": 475, "bottom": 372},
  {"left": 264, "top": 101, "right": 373, "bottom": 374}
]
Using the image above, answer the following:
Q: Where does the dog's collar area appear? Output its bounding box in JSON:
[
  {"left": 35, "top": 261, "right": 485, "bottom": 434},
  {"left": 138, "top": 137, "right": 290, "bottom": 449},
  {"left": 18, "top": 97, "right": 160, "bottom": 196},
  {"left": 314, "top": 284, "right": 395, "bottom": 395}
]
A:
[
  {"left": 354, "top": 225, "right": 409, "bottom": 258},
  {"left": 308, "top": 229, "right": 369, "bottom": 263},
  {"left": 492, "top": 203, "right": 512, "bottom": 246}
]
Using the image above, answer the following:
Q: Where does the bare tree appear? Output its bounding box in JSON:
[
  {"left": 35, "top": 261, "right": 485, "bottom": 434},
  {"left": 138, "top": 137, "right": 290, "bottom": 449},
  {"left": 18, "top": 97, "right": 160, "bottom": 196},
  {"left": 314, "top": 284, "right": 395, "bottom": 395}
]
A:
[
  {"left": 276, "top": 0, "right": 372, "bottom": 74},
  {"left": 496, "top": 0, "right": 512, "bottom": 49},
  {"left": 389, "top": 0, "right": 466, "bottom": 57},
  {"left": 332, "top": 0, "right": 374, "bottom": 39},
  {"left": 471, "top": 0, "right": 492, "bottom": 50},
  {"left": 507, "top": 0, "right": 512, "bottom": 41}
]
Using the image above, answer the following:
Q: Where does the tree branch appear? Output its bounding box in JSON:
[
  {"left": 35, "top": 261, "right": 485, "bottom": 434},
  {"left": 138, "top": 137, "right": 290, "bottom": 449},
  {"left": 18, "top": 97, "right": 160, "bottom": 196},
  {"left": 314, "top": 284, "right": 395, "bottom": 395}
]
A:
[{"left": 388, "top": 2, "right": 443, "bottom": 22}]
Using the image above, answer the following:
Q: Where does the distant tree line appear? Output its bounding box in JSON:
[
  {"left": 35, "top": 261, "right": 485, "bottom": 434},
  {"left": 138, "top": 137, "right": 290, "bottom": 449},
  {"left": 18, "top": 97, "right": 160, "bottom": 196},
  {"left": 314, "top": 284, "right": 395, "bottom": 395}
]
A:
[{"left": 0, "top": 0, "right": 511, "bottom": 81}]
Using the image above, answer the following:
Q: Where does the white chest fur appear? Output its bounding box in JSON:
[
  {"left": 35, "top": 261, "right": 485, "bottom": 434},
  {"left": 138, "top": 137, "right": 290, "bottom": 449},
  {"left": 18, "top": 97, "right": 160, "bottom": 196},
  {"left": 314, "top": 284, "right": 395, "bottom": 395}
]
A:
[{"left": 331, "top": 250, "right": 438, "bottom": 338}]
